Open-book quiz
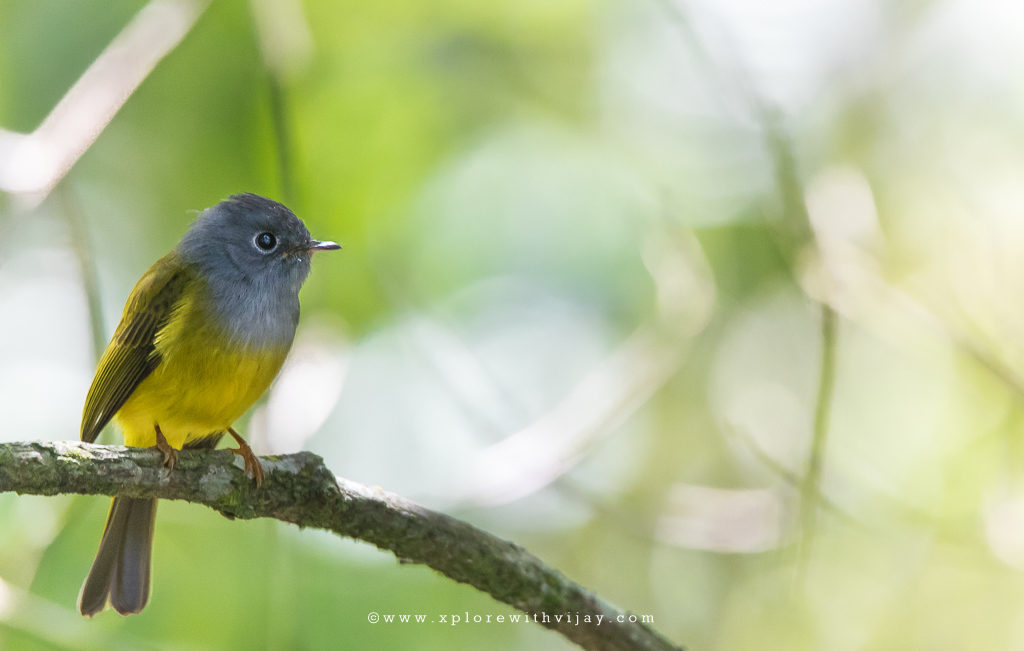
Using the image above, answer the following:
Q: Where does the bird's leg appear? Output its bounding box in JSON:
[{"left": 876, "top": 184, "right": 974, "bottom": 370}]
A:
[
  {"left": 152, "top": 423, "right": 178, "bottom": 470},
  {"left": 227, "top": 427, "right": 265, "bottom": 488}
]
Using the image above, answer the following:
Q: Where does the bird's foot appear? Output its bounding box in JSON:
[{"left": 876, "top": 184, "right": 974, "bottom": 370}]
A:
[
  {"left": 227, "top": 427, "right": 265, "bottom": 488},
  {"left": 153, "top": 423, "right": 178, "bottom": 470}
]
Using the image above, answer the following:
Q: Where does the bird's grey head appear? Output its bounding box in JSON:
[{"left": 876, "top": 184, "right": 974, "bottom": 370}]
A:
[{"left": 177, "top": 193, "right": 340, "bottom": 295}]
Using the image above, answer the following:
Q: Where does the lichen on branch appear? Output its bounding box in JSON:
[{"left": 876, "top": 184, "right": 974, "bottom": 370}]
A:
[{"left": 0, "top": 440, "right": 682, "bottom": 651}]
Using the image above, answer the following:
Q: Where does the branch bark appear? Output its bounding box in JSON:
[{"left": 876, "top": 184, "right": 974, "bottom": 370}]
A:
[{"left": 0, "top": 440, "right": 682, "bottom": 651}]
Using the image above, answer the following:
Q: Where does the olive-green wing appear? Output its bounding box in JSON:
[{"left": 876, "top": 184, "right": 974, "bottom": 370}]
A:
[{"left": 80, "top": 253, "right": 192, "bottom": 443}]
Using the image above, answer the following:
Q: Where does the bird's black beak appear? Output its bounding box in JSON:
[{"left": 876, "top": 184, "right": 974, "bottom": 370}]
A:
[{"left": 308, "top": 239, "right": 342, "bottom": 252}]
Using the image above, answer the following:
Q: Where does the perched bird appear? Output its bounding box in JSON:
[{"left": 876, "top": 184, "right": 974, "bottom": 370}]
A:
[{"left": 77, "top": 193, "right": 340, "bottom": 616}]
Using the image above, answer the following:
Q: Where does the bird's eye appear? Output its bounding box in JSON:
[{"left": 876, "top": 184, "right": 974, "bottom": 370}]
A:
[{"left": 254, "top": 232, "right": 277, "bottom": 252}]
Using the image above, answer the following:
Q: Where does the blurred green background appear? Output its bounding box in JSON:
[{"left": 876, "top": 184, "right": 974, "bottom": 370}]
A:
[{"left": 3, "top": 0, "right": 1024, "bottom": 648}]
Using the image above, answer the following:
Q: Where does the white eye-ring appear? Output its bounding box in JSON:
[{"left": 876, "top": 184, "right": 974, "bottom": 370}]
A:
[{"left": 253, "top": 231, "right": 277, "bottom": 252}]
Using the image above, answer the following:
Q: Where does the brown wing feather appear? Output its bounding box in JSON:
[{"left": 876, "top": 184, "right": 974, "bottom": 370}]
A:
[{"left": 80, "top": 253, "right": 192, "bottom": 443}]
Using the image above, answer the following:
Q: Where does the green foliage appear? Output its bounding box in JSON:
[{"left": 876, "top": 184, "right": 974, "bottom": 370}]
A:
[{"left": 4, "top": 0, "right": 1024, "bottom": 649}]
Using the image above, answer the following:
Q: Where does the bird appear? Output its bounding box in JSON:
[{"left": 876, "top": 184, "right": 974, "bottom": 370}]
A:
[{"left": 77, "top": 193, "right": 340, "bottom": 616}]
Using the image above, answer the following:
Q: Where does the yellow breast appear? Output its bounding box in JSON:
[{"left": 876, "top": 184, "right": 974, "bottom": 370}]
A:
[{"left": 115, "top": 288, "right": 291, "bottom": 450}]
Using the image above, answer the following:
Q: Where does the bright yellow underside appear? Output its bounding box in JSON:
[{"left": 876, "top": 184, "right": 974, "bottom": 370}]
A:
[{"left": 115, "top": 330, "right": 289, "bottom": 450}]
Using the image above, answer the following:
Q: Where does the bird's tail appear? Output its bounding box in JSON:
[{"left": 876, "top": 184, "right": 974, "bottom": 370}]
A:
[{"left": 78, "top": 496, "right": 157, "bottom": 616}]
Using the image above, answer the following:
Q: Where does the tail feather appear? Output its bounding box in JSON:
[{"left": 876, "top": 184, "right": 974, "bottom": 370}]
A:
[{"left": 78, "top": 497, "right": 157, "bottom": 616}]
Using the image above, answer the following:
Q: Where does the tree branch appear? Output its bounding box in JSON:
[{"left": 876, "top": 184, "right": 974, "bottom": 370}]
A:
[{"left": 0, "top": 440, "right": 681, "bottom": 651}]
